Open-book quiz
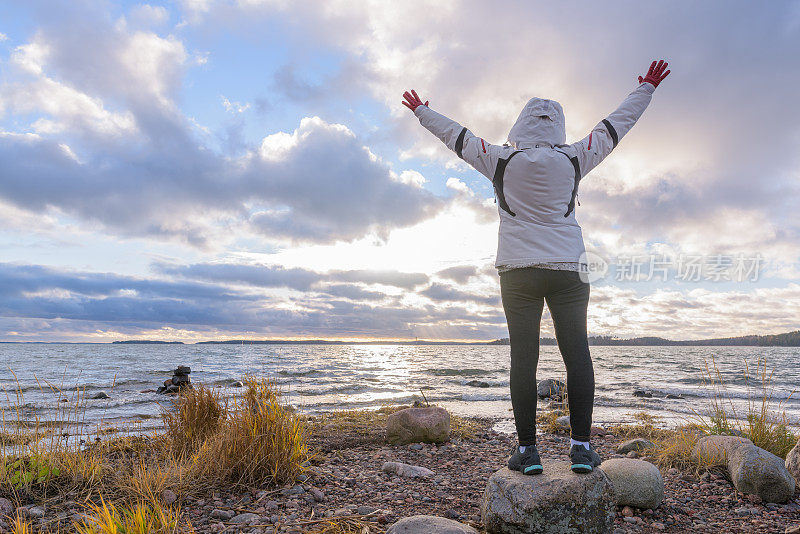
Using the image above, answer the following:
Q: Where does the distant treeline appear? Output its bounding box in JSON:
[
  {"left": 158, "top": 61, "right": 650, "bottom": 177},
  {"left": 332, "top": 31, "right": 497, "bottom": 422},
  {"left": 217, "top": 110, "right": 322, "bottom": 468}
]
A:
[
  {"left": 109, "top": 330, "right": 800, "bottom": 347},
  {"left": 112, "top": 340, "right": 185, "bottom": 344},
  {"left": 195, "top": 339, "right": 488, "bottom": 345},
  {"left": 490, "top": 330, "right": 800, "bottom": 347}
]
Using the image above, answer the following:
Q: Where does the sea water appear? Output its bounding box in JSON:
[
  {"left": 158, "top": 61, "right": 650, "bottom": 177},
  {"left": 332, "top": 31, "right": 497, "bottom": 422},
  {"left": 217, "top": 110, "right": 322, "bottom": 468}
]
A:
[{"left": 1, "top": 343, "right": 798, "bottom": 436}]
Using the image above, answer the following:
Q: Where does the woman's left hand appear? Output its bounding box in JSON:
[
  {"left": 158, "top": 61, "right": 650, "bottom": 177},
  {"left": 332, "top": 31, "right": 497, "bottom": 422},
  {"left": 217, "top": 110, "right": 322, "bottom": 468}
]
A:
[{"left": 402, "top": 89, "right": 428, "bottom": 112}]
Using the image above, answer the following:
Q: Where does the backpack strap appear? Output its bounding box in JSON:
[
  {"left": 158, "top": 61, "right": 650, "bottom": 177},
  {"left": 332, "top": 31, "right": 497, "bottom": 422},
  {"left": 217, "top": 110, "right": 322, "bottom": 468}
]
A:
[
  {"left": 555, "top": 149, "right": 581, "bottom": 217},
  {"left": 493, "top": 150, "right": 523, "bottom": 216}
]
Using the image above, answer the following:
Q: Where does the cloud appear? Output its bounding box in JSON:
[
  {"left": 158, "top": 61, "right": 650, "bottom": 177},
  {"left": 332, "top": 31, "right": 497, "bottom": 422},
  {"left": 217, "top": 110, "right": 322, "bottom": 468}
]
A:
[
  {"left": 421, "top": 282, "right": 500, "bottom": 305},
  {"left": 184, "top": 0, "right": 800, "bottom": 266},
  {"left": 0, "top": 262, "right": 506, "bottom": 340},
  {"left": 156, "top": 261, "right": 429, "bottom": 290},
  {"left": 435, "top": 265, "right": 479, "bottom": 284},
  {"left": 0, "top": 5, "right": 446, "bottom": 247}
]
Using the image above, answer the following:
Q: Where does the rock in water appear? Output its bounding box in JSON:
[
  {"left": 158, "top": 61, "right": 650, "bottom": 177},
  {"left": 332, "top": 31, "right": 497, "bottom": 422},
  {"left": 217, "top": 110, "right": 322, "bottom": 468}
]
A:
[
  {"left": 92, "top": 391, "right": 110, "bottom": 399},
  {"left": 617, "top": 438, "right": 656, "bottom": 454},
  {"left": 386, "top": 407, "right": 450, "bottom": 444},
  {"left": 632, "top": 389, "right": 653, "bottom": 398},
  {"left": 382, "top": 461, "right": 434, "bottom": 478},
  {"left": 174, "top": 366, "right": 191, "bottom": 376},
  {"left": 482, "top": 463, "right": 615, "bottom": 534},
  {"left": 599, "top": 458, "right": 664, "bottom": 509},
  {"left": 728, "top": 443, "right": 795, "bottom": 503},
  {"left": 786, "top": 437, "right": 800, "bottom": 483},
  {"left": 387, "top": 515, "right": 479, "bottom": 534},
  {"left": 537, "top": 379, "right": 566, "bottom": 399},
  {"left": 466, "top": 380, "right": 491, "bottom": 388}
]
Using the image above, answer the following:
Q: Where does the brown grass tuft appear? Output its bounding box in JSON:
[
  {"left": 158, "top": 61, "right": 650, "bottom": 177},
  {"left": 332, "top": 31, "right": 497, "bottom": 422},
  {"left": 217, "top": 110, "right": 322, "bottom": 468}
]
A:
[
  {"left": 188, "top": 376, "right": 309, "bottom": 488},
  {"left": 74, "top": 498, "right": 193, "bottom": 534},
  {"left": 162, "top": 385, "right": 225, "bottom": 456}
]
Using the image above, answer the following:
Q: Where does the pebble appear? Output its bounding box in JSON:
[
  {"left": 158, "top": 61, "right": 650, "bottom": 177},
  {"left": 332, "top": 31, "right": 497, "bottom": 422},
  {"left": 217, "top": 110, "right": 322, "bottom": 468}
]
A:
[
  {"left": 0, "top": 498, "right": 13, "bottom": 515},
  {"left": 229, "top": 512, "right": 260, "bottom": 524},
  {"left": 161, "top": 489, "right": 177, "bottom": 505},
  {"left": 210, "top": 509, "right": 234, "bottom": 520},
  {"left": 24, "top": 506, "right": 45, "bottom": 519},
  {"left": 621, "top": 505, "right": 634, "bottom": 517}
]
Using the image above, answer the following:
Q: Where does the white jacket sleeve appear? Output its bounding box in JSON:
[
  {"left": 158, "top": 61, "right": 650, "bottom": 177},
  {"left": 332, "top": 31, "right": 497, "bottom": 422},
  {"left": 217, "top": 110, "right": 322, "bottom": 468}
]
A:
[
  {"left": 413, "top": 105, "right": 509, "bottom": 180},
  {"left": 570, "top": 82, "right": 656, "bottom": 178}
]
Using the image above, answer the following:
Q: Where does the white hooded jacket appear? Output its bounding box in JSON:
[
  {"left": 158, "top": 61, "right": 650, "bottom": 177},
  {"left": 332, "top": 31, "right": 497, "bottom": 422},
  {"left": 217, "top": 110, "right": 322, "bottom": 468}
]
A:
[{"left": 414, "top": 82, "right": 656, "bottom": 269}]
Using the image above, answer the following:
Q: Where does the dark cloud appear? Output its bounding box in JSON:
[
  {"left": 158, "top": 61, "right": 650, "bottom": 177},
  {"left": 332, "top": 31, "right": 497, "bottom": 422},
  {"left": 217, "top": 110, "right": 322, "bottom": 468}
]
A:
[
  {"left": 156, "top": 262, "right": 429, "bottom": 290},
  {"left": 154, "top": 263, "right": 321, "bottom": 291},
  {"left": 0, "top": 263, "right": 506, "bottom": 339},
  {"left": 421, "top": 282, "right": 500, "bottom": 305},
  {"left": 320, "top": 284, "right": 387, "bottom": 301},
  {"left": 328, "top": 269, "right": 429, "bottom": 289},
  {"left": 435, "top": 265, "right": 479, "bottom": 284}
]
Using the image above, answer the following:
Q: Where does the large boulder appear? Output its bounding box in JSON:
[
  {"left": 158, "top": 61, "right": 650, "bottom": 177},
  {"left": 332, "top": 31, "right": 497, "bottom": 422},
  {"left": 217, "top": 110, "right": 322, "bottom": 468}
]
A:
[
  {"left": 728, "top": 444, "right": 795, "bottom": 503},
  {"left": 387, "top": 515, "right": 478, "bottom": 534},
  {"left": 599, "top": 458, "right": 664, "bottom": 509},
  {"left": 537, "top": 379, "right": 566, "bottom": 400},
  {"left": 786, "top": 437, "right": 800, "bottom": 483},
  {"left": 482, "top": 463, "right": 615, "bottom": 534},
  {"left": 386, "top": 407, "right": 450, "bottom": 444},
  {"left": 693, "top": 435, "right": 753, "bottom": 466}
]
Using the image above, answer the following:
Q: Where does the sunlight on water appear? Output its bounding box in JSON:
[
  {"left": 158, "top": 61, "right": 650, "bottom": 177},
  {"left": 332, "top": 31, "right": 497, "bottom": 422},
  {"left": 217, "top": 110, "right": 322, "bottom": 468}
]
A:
[{"left": 1, "top": 343, "right": 798, "bottom": 435}]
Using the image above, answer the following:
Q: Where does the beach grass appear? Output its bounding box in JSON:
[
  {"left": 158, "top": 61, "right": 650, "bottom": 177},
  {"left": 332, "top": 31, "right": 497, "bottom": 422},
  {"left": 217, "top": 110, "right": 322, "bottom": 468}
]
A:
[
  {"left": 604, "top": 358, "right": 798, "bottom": 471},
  {"left": 0, "top": 376, "right": 308, "bottom": 529},
  {"left": 74, "top": 498, "right": 193, "bottom": 534}
]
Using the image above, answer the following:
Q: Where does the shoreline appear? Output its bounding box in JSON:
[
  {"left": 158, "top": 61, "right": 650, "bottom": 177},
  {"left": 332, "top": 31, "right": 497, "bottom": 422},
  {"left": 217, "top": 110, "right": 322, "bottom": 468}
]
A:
[{"left": 2, "top": 406, "right": 799, "bottom": 533}]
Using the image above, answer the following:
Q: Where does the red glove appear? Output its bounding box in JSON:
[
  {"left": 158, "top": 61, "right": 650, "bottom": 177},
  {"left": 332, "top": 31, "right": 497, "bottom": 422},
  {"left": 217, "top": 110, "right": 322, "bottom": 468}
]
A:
[
  {"left": 402, "top": 89, "right": 429, "bottom": 112},
  {"left": 638, "top": 60, "right": 670, "bottom": 88}
]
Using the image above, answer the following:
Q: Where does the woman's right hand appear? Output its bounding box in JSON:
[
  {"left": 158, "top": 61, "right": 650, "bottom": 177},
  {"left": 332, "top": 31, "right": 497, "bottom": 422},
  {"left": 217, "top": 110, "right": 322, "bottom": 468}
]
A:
[
  {"left": 402, "top": 89, "right": 429, "bottom": 112},
  {"left": 638, "top": 60, "right": 670, "bottom": 89}
]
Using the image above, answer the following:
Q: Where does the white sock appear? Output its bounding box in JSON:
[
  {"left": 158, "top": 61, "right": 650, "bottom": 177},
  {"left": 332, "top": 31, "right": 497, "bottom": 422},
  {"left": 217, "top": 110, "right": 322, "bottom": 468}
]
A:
[
  {"left": 518, "top": 445, "right": 527, "bottom": 453},
  {"left": 570, "top": 438, "right": 590, "bottom": 450}
]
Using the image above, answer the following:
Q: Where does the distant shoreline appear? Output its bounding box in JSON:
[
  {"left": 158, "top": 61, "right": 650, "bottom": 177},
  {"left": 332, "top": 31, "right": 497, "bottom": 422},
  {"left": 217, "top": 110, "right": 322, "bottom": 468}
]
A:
[{"left": 2, "top": 329, "right": 799, "bottom": 346}]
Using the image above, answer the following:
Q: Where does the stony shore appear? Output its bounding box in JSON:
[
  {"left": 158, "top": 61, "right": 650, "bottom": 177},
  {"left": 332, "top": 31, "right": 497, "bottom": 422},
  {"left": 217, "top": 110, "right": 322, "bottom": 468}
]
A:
[{"left": 3, "top": 413, "right": 800, "bottom": 533}]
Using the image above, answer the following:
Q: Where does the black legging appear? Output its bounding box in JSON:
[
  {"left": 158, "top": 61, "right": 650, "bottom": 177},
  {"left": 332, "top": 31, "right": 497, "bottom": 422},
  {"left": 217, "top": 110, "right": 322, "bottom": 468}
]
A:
[{"left": 499, "top": 267, "right": 593, "bottom": 444}]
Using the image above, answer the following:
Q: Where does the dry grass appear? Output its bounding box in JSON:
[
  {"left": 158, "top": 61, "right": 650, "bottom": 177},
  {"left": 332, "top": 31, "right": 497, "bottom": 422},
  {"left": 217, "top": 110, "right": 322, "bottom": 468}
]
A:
[
  {"left": 74, "top": 498, "right": 193, "bottom": 534},
  {"left": 304, "top": 403, "right": 487, "bottom": 451},
  {"left": 187, "top": 377, "right": 309, "bottom": 488},
  {"left": 539, "top": 409, "right": 568, "bottom": 434},
  {"left": 1, "top": 376, "right": 309, "bottom": 531},
  {"left": 693, "top": 357, "right": 797, "bottom": 459},
  {"left": 162, "top": 385, "right": 225, "bottom": 456},
  {"left": 8, "top": 515, "right": 34, "bottom": 534},
  {"left": 603, "top": 359, "right": 798, "bottom": 472}
]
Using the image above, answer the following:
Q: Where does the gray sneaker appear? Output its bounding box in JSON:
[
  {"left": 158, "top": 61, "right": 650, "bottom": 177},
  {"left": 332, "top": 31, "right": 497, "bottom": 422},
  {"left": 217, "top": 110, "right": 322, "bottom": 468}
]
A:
[
  {"left": 569, "top": 444, "right": 602, "bottom": 473},
  {"left": 507, "top": 444, "right": 543, "bottom": 475}
]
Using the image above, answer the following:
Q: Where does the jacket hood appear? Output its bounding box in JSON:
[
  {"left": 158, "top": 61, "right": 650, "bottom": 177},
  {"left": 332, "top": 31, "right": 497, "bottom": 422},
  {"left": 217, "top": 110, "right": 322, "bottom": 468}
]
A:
[{"left": 507, "top": 97, "right": 566, "bottom": 149}]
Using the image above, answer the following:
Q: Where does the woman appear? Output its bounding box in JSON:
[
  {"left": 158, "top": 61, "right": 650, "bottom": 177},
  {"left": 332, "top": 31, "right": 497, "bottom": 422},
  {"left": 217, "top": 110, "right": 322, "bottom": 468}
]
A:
[{"left": 402, "top": 60, "right": 670, "bottom": 474}]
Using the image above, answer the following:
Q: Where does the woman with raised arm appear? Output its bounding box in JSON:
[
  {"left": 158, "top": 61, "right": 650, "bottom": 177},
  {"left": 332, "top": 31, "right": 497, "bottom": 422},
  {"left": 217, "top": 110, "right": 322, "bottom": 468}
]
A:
[{"left": 402, "top": 60, "right": 670, "bottom": 474}]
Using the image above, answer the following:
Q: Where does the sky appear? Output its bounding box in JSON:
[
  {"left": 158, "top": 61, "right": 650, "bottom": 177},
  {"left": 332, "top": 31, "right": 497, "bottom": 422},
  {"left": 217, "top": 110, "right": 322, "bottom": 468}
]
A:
[{"left": 0, "top": 0, "right": 799, "bottom": 342}]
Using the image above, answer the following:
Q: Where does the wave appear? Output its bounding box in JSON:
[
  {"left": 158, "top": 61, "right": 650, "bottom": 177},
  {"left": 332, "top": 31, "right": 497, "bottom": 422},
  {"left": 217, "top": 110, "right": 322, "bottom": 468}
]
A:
[
  {"left": 424, "top": 368, "right": 506, "bottom": 377},
  {"left": 276, "top": 369, "right": 325, "bottom": 377}
]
